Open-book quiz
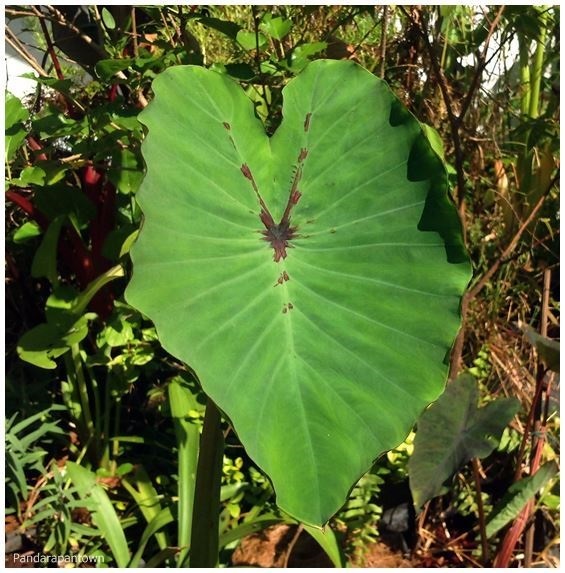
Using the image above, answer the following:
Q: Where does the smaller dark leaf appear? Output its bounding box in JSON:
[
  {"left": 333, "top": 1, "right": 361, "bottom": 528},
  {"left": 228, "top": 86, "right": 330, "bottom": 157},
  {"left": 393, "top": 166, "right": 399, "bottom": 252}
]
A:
[{"left": 408, "top": 373, "right": 521, "bottom": 509}]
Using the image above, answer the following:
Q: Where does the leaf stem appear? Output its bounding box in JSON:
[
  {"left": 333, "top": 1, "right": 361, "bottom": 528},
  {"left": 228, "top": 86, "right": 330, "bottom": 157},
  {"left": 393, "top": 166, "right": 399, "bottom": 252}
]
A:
[
  {"left": 189, "top": 397, "right": 224, "bottom": 567},
  {"left": 471, "top": 457, "right": 489, "bottom": 564}
]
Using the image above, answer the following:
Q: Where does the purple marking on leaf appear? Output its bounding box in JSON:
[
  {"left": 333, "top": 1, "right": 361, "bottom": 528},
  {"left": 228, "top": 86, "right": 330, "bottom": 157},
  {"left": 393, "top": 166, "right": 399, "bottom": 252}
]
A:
[
  {"left": 261, "top": 219, "right": 297, "bottom": 262},
  {"left": 274, "top": 270, "right": 290, "bottom": 287},
  {"left": 304, "top": 113, "right": 312, "bottom": 132},
  {"left": 222, "top": 121, "right": 231, "bottom": 130},
  {"left": 241, "top": 163, "right": 252, "bottom": 180},
  {"left": 282, "top": 303, "right": 293, "bottom": 313},
  {"left": 240, "top": 153, "right": 308, "bottom": 262}
]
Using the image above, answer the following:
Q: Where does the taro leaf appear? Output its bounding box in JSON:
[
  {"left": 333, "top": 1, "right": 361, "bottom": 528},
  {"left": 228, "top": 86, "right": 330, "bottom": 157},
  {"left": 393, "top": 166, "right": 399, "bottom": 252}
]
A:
[
  {"left": 408, "top": 373, "right": 521, "bottom": 510},
  {"left": 485, "top": 461, "right": 558, "bottom": 538},
  {"left": 126, "top": 60, "right": 471, "bottom": 526}
]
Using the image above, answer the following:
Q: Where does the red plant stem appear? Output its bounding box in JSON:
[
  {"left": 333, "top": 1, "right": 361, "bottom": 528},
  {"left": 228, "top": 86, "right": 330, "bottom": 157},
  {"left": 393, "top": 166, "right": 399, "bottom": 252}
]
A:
[
  {"left": 7, "top": 188, "right": 97, "bottom": 291},
  {"left": 493, "top": 504, "right": 531, "bottom": 567},
  {"left": 6, "top": 190, "right": 49, "bottom": 229},
  {"left": 108, "top": 83, "right": 119, "bottom": 102},
  {"left": 37, "top": 14, "right": 65, "bottom": 81},
  {"left": 26, "top": 135, "right": 48, "bottom": 161},
  {"left": 79, "top": 164, "right": 116, "bottom": 318},
  {"left": 495, "top": 269, "right": 553, "bottom": 567}
]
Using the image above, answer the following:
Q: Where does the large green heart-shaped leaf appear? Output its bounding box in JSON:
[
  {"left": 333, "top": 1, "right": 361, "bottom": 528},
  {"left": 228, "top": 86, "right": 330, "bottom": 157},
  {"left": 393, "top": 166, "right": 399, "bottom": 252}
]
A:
[{"left": 126, "top": 60, "right": 471, "bottom": 526}]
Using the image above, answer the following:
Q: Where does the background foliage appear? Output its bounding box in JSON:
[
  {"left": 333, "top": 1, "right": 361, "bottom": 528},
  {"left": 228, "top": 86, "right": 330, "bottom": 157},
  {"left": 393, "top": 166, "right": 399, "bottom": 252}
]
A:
[{"left": 5, "top": 5, "right": 559, "bottom": 568}]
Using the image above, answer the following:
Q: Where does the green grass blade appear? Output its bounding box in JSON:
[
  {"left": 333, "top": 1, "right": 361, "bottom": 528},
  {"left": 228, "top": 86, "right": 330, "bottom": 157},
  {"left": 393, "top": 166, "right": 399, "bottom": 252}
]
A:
[
  {"left": 122, "top": 466, "right": 170, "bottom": 551},
  {"left": 486, "top": 461, "right": 558, "bottom": 538},
  {"left": 129, "top": 507, "right": 174, "bottom": 568},
  {"left": 65, "top": 462, "right": 130, "bottom": 567},
  {"left": 168, "top": 376, "right": 200, "bottom": 566}
]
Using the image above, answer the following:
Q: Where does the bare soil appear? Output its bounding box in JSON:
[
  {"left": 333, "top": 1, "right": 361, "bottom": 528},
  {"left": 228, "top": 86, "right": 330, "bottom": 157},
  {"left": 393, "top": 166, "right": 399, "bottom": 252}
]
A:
[{"left": 231, "top": 523, "right": 416, "bottom": 568}]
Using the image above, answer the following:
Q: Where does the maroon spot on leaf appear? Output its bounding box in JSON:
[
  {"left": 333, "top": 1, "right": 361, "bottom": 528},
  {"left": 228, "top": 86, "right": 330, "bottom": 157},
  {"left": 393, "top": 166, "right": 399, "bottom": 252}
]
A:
[
  {"left": 241, "top": 163, "right": 252, "bottom": 180},
  {"left": 304, "top": 112, "right": 312, "bottom": 132},
  {"left": 240, "top": 156, "right": 305, "bottom": 263},
  {"left": 282, "top": 303, "right": 293, "bottom": 314},
  {"left": 222, "top": 121, "right": 231, "bottom": 130},
  {"left": 261, "top": 219, "right": 297, "bottom": 262},
  {"left": 298, "top": 148, "right": 308, "bottom": 163},
  {"left": 274, "top": 270, "right": 291, "bottom": 287}
]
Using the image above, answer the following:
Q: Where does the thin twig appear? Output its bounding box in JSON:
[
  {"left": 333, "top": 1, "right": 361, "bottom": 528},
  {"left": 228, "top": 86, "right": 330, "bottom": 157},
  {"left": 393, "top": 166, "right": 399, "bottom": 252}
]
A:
[
  {"left": 5, "top": 26, "right": 48, "bottom": 77},
  {"left": 524, "top": 267, "right": 552, "bottom": 566},
  {"left": 33, "top": 7, "right": 65, "bottom": 80},
  {"left": 455, "top": 6, "right": 506, "bottom": 127},
  {"left": 466, "top": 174, "right": 557, "bottom": 301},
  {"left": 401, "top": 6, "right": 465, "bottom": 216},
  {"left": 251, "top": 6, "right": 270, "bottom": 121},
  {"left": 449, "top": 173, "right": 558, "bottom": 378},
  {"left": 43, "top": 5, "right": 107, "bottom": 58},
  {"left": 283, "top": 524, "right": 304, "bottom": 568},
  {"left": 495, "top": 268, "right": 554, "bottom": 568},
  {"left": 131, "top": 7, "right": 139, "bottom": 58},
  {"left": 379, "top": 6, "right": 389, "bottom": 78}
]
